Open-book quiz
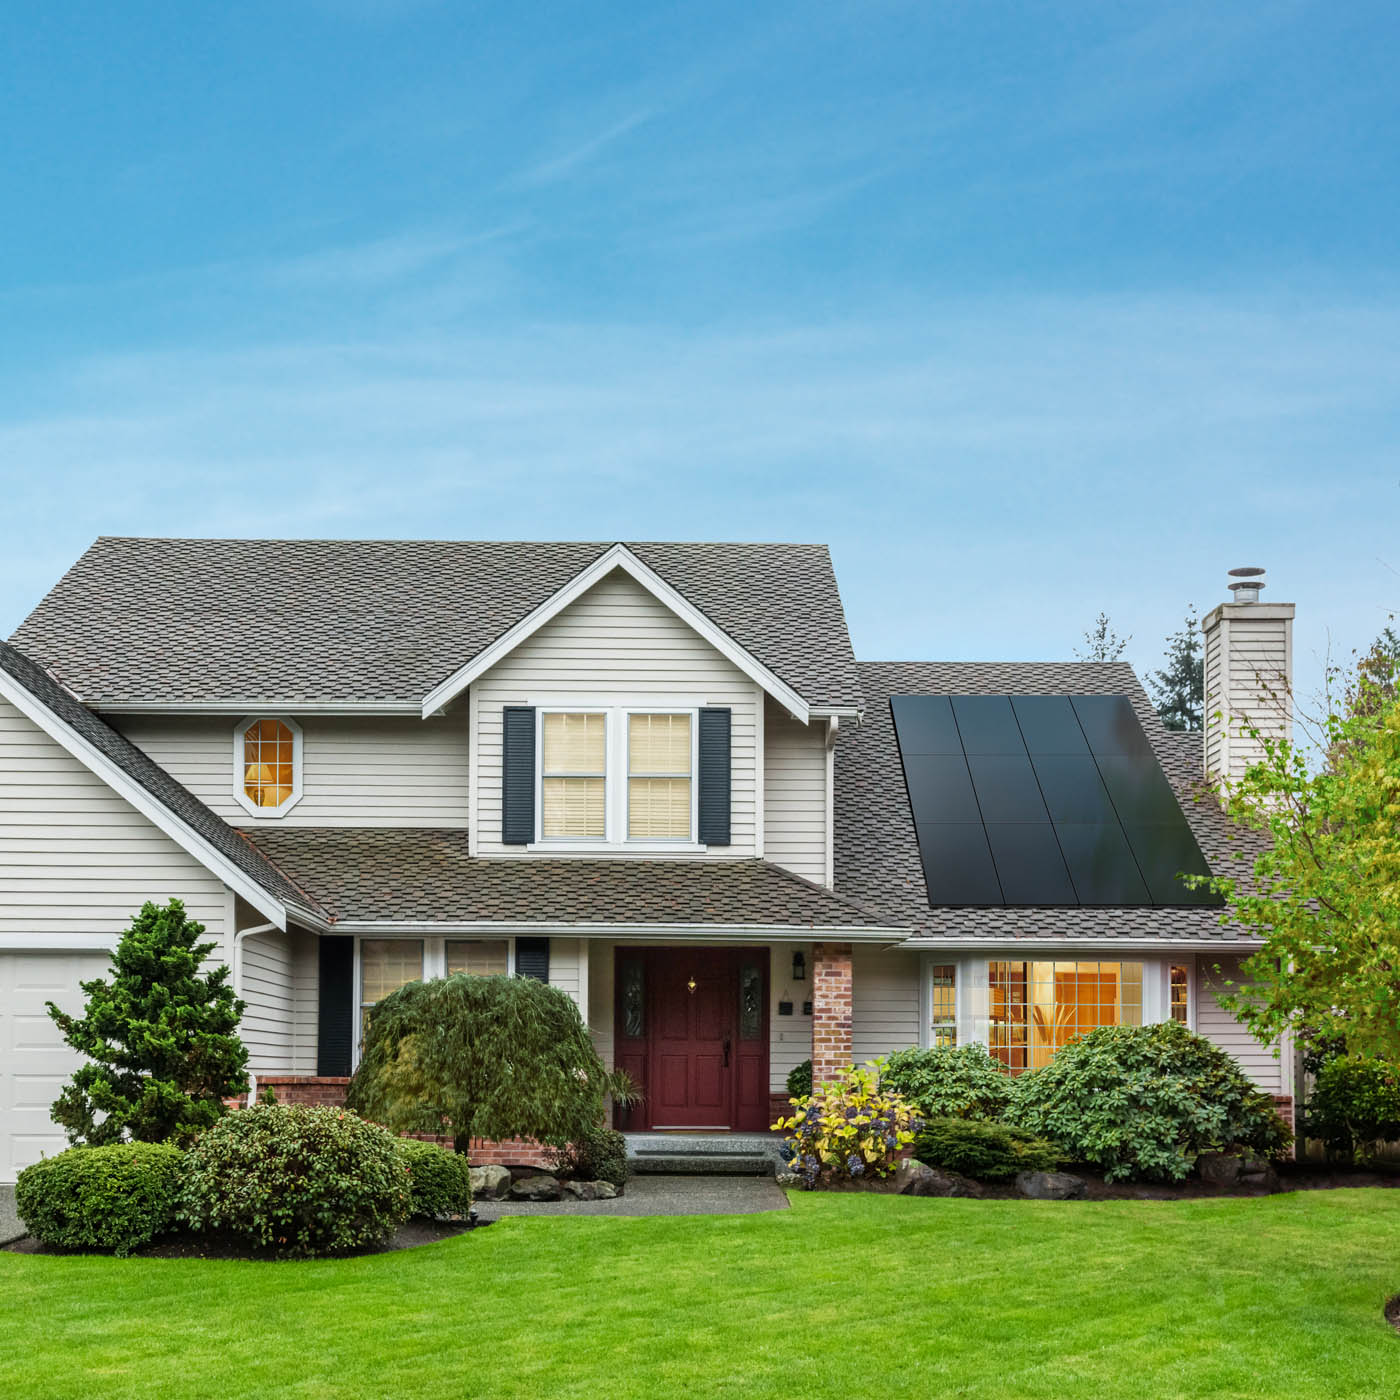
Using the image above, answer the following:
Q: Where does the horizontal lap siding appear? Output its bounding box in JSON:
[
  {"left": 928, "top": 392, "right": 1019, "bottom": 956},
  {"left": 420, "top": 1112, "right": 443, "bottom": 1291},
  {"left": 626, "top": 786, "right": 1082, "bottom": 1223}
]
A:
[
  {"left": 548, "top": 937, "right": 582, "bottom": 1010},
  {"left": 851, "top": 946, "right": 921, "bottom": 1063},
  {"left": 238, "top": 918, "right": 320, "bottom": 1076},
  {"left": 113, "top": 712, "right": 470, "bottom": 828},
  {"left": 0, "top": 699, "right": 229, "bottom": 955},
  {"left": 1196, "top": 954, "right": 1283, "bottom": 1094},
  {"left": 770, "top": 940, "right": 813, "bottom": 1092},
  {"left": 474, "top": 570, "right": 761, "bottom": 857},
  {"left": 763, "top": 699, "right": 827, "bottom": 884}
]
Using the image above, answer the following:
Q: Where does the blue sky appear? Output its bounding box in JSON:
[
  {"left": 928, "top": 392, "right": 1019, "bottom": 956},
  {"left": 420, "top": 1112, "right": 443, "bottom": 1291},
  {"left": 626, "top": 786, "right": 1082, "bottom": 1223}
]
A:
[{"left": 2, "top": 0, "right": 1397, "bottom": 706}]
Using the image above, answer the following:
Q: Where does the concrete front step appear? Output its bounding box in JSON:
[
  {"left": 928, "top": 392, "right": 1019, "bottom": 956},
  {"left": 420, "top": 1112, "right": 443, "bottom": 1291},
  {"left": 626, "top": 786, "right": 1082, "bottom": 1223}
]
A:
[{"left": 625, "top": 1132, "right": 786, "bottom": 1177}]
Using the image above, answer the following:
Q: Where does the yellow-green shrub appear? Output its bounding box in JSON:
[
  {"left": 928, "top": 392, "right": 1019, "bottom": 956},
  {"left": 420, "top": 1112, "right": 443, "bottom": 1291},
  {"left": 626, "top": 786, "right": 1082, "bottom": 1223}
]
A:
[{"left": 772, "top": 1060, "right": 921, "bottom": 1188}]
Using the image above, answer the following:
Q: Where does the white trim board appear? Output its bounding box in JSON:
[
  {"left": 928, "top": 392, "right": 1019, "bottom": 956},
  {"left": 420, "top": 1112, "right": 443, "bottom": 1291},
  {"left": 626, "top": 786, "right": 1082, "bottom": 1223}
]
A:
[
  {"left": 311, "top": 919, "right": 906, "bottom": 943},
  {"left": 420, "top": 543, "right": 811, "bottom": 724},
  {"left": 0, "top": 666, "right": 289, "bottom": 930}
]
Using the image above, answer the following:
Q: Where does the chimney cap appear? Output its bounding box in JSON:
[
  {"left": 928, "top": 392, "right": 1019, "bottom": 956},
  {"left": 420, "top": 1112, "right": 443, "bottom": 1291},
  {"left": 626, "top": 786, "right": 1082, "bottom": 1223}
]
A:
[
  {"left": 1227, "top": 566, "right": 1266, "bottom": 602},
  {"left": 1228, "top": 567, "right": 1265, "bottom": 579}
]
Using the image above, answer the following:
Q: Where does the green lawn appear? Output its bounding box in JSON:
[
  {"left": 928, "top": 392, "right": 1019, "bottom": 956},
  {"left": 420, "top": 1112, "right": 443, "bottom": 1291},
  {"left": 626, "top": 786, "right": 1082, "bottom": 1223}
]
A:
[{"left": 3, "top": 1190, "right": 1398, "bottom": 1399}]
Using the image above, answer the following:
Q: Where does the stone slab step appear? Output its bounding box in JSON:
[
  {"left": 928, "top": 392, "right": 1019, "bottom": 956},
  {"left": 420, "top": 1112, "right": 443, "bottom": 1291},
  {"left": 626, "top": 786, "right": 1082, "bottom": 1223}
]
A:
[{"left": 629, "top": 1153, "right": 776, "bottom": 1177}]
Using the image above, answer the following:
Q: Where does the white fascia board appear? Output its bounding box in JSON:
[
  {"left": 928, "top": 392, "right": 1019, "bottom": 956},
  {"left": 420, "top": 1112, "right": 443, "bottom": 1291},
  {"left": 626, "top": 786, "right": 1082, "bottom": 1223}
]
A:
[
  {"left": 308, "top": 918, "right": 905, "bottom": 943},
  {"left": 94, "top": 701, "right": 421, "bottom": 716},
  {"left": 896, "top": 937, "right": 1266, "bottom": 954},
  {"left": 420, "top": 543, "right": 811, "bottom": 724},
  {"left": 0, "top": 669, "right": 288, "bottom": 931}
]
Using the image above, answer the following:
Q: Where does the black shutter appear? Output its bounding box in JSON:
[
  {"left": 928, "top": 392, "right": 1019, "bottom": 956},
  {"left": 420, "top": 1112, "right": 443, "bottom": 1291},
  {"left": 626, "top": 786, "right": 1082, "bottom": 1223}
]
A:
[
  {"left": 502, "top": 706, "right": 537, "bottom": 845},
  {"left": 317, "top": 936, "right": 355, "bottom": 1077},
  {"left": 515, "top": 937, "right": 550, "bottom": 982},
  {"left": 698, "top": 706, "right": 732, "bottom": 845}
]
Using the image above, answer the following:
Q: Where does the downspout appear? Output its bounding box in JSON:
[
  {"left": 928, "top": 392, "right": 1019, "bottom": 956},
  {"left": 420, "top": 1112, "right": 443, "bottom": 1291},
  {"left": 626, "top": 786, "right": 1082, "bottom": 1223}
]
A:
[{"left": 233, "top": 922, "right": 276, "bottom": 1109}]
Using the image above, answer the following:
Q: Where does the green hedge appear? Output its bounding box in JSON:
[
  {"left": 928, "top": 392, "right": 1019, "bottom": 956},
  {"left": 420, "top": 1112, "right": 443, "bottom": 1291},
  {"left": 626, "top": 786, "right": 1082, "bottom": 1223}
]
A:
[
  {"left": 397, "top": 1139, "right": 473, "bottom": 1218},
  {"left": 913, "top": 1117, "right": 1060, "bottom": 1181},
  {"left": 881, "top": 1045, "right": 1014, "bottom": 1121},
  {"left": 15, "top": 1142, "right": 186, "bottom": 1255},
  {"left": 181, "top": 1104, "right": 410, "bottom": 1257},
  {"left": 1304, "top": 1055, "right": 1400, "bottom": 1162}
]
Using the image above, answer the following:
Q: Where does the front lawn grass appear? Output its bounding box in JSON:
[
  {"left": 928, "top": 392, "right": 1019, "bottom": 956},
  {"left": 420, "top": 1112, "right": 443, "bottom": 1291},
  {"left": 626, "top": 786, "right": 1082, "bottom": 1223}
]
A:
[{"left": 3, "top": 1189, "right": 1399, "bottom": 1399}]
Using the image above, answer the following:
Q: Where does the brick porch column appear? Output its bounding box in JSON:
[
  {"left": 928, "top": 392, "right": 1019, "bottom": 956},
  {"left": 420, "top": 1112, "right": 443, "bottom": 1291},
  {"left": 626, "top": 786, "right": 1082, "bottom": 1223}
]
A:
[{"left": 811, "top": 942, "right": 853, "bottom": 1088}]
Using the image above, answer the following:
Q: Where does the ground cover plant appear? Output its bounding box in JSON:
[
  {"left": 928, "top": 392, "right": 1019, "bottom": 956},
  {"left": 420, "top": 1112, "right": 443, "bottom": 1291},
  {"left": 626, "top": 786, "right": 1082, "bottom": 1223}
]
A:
[{"left": 3, "top": 1191, "right": 1400, "bottom": 1398}]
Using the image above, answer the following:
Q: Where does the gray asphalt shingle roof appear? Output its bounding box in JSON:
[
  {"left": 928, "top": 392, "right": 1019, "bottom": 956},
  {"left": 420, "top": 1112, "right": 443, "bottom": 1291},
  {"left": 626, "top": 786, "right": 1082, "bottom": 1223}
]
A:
[
  {"left": 11, "top": 537, "right": 863, "bottom": 711},
  {"left": 241, "top": 827, "right": 900, "bottom": 930},
  {"left": 834, "top": 661, "right": 1262, "bottom": 944}
]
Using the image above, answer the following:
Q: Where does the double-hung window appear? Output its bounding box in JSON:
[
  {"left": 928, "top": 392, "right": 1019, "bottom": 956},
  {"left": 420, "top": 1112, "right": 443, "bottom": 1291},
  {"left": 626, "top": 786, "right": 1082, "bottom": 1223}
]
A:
[
  {"left": 627, "top": 712, "right": 693, "bottom": 840},
  {"left": 541, "top": 712, "right": 607, "bottom": 839},
  {"left": 359, "top": 939, "right": 424, "bottom": 1042}
]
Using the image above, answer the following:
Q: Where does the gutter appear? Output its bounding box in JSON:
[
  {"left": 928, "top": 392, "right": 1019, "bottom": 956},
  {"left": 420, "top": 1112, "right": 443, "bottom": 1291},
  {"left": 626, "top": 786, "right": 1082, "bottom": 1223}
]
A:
[{"left": 294, "top": 916, "right": 910, "bottom": 944}]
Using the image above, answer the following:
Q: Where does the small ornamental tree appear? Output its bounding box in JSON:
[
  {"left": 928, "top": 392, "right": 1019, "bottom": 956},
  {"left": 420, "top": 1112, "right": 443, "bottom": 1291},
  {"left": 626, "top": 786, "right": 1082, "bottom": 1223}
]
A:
[
  {"left": 47, "top": 899, "right": 249, "bottom": 1146},
  {"left": 347, "top": 973, "right": 634, "bottom": 1153}
]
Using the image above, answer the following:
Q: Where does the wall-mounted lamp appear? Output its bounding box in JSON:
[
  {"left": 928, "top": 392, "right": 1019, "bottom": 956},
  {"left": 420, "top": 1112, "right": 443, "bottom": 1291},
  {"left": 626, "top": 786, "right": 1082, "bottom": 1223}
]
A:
[{"left": 792, "top": 951, "right": 806, "bottom": 982}]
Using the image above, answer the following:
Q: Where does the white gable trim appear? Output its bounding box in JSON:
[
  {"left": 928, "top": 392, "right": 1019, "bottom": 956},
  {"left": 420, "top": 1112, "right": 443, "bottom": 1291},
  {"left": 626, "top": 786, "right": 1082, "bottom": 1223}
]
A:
[
  {"left": 420, "top": 543, "right": 811, "bottom": 724},
  {"left": 0, "top": 668, "right": 289, "bottom": 930}
]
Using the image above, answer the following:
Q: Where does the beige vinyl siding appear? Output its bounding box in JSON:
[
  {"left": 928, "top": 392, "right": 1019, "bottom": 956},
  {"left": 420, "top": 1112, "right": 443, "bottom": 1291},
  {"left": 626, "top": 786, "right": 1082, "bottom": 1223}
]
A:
[
  {"left": 0, "top": 696, "right": 229, "bottom": 955},
  {"left": 851, "top": 945, "right": 921, "bottom": 1063},
  {"left": 548, "top": 936, "right": 583, "bottom": 1010},
  {"left": 769, "top": 940, "right": 813, "bottom": 1093},
  {"left": 238, "top": 906, "right": 318, "bottom": 1075},
  {"left": 473, "top": 569, "right": 762, "bottom": 857},
  {"left": 1195, "top": 954, "right": 1284, "bottom": 1094},
  {"left": 113, "top": 711, "right": 470, "bottom": 828},
  {"left": 763, "top": 699, "right": 828, "bottom": 885}
]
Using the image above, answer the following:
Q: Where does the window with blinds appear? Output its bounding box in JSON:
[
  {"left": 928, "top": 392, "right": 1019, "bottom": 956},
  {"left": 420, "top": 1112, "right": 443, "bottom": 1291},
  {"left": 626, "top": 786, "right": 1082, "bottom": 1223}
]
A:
[
  {"left": 541, "top": 712, "right": 606, "bottom": 838},
  {"left": 359, "top": 939, "right": 423, "bottom": 1041},
  {"left": 446, "top": 939, "right": 510, "bottom": 977},
  {"left": 628, "top": 712, "right": 692, "bottom": 839}
]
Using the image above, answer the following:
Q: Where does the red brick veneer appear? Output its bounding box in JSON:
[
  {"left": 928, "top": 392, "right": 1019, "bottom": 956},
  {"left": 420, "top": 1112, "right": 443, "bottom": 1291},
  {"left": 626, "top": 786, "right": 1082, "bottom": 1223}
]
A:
[{"left": 811, "top": 942, "right": 854, "bottom": 1088}]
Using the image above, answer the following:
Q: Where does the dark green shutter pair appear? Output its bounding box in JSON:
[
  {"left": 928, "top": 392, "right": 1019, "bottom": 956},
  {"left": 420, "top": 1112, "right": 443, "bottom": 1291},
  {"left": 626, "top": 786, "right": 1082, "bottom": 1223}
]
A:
[{"left": 502, "top": 705, "right": 731, "bottom": 845}]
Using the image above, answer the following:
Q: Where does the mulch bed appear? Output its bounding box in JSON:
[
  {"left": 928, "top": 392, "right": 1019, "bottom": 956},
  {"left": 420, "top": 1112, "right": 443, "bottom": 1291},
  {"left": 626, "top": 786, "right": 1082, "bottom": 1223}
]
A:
[
  {"left": 1385, "top": 1294, "right": 1400, "bottom": 1336},
  {"left": 2, "top": 1217, "right": 487, "bottom": 1260}
]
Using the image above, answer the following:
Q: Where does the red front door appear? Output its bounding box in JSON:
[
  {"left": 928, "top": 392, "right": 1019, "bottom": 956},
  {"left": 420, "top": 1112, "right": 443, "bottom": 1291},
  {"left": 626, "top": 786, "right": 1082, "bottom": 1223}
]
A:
[{"left": 614, "top": 947, "right": 771, "bottom": 1132}]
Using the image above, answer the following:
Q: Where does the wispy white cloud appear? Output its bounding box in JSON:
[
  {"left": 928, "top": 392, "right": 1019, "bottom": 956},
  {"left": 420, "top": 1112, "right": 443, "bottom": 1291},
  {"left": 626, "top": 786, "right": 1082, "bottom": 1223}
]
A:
[{"left": 511, "top": 109, "right": 656, "bottom": 188}]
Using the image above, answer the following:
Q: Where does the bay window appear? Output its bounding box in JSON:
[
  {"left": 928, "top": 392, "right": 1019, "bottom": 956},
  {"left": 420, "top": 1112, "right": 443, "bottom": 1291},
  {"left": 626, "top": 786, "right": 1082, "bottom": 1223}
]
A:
[
  {"left": 988, "top": 960, "right": 1143, "bottom": 1072},
  {"left": 929, "top": 964, "right": 957, "bottom": 1047}
]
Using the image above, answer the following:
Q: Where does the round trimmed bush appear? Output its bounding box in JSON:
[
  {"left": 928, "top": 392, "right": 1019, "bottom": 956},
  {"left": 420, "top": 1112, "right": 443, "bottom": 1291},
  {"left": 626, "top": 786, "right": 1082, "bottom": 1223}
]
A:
[
  {"left": 913, "top": 1116, "right": 1060, "bottom": 1181},
  {"left": 881, "top": 1045, "right": 1014, "bottom": 1121},
  {"left": 1304, "top": 1054, "right": 1400, "bottom": 1163},
  {"left": 181, "top": 1104, "right": 411, "bottom": 1257},
  {"left": 397, "top": 1138, "right": 474, "bottom": 1218},
  {"left": 15, "top": 1142, "right": 185, "bottom": 1256},
  {"left": 1007, "top": 1020, "right": 1292, "bottom": 1183},
  {"left": 546, "top": 1120, "right": 630, "bottom": 1189}
]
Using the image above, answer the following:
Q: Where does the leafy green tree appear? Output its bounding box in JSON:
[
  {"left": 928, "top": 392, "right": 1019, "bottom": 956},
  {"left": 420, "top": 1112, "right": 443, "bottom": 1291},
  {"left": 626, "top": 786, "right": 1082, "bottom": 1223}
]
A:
[
  {"left": 347, "top": 972, "right": 635, "bottom": 1154},
  {"left": 1148, "top": 605, "right": 1203, "bottom": 731},
  {"left": 47, "top": 899, "right": 249, "bottom": 1145},
  {"left": 1192, "top": 654, "right": 1400, "bottom": 1060},
  {"left": 1074, "top": 611, "right": 1130, "bottom": 662}
]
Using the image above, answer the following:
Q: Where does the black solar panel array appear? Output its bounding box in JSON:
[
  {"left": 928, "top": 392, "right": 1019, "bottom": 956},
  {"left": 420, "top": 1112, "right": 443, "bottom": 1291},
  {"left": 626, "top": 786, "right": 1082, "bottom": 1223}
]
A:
[{"left": 889, "top": 694, "right": 1220, "bottom": 908}]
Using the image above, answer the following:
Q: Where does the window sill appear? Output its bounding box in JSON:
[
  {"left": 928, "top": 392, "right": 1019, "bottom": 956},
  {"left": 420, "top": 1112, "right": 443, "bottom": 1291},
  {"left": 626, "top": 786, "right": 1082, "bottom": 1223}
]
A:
[{"left": 525, "top": 841, "right": 708, "bottom": 855}]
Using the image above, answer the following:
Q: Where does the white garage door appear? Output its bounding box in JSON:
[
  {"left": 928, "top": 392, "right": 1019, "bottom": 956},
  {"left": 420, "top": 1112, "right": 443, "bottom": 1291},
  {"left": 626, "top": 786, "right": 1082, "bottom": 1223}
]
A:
[{"left": 0, "top": 951, "right": 107, "bottom": 1183}]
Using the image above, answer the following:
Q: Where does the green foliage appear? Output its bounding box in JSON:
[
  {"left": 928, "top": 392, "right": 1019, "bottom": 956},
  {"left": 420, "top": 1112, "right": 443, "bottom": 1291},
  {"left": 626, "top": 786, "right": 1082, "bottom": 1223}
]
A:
[
  {"left": 1188, "top": 668, "right": 1400, "bottom": 1059},
  {"left": 1304, "top": 1055, "right": 1400, "bottom": 1163},
  {"left": 347, "top": 972, "right": 633, "bottom": 1150},
  {"left": 1007, "top": 1021, "right": 1291, "bottom": 1182},
  {"left": 180, "top": 1104, "right": 410, "bottom": 1257},
  {"left": 1148, "top": 605, "right": 1204, "bottom": 731},
  {"left": 15, "top": 1142, "right": 186, "bottom": 1256},
  {"left": 881, "top": 1044, "right": 1013, "bottom": 1121},
  {"left": 46, "top": 899, "right": 248, "bottom": 1147},
  {"left": 1074, "top": 611, "right": 1130, "bottom": 662},
  {"left": 773, "top": 1059, "right": 921, "bottom": 1188},
  {"left": 545, "top": 1120, "right": 630, "bottom": 1188},
  {"left": 786, "top": 1059, "right": 812, "bottom": 1100},
  {"left": 396, "top": 1138, "right": 474, "bottom": 1219},
  {"left": 913, "top": 1116, "right": 1060, "bottom": 1181}
]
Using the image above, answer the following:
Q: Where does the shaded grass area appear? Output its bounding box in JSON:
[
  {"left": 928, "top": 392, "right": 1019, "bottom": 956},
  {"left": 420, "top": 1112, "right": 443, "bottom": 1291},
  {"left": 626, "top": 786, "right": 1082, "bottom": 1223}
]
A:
[{"left": 3, "top": 1190, "right": 1398, "bottom": 1399}]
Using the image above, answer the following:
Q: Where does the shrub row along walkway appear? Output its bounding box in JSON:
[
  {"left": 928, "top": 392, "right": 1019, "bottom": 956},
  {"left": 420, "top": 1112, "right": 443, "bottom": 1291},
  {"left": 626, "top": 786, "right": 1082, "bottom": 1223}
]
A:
[{"left": 474, "top": 1174, "right": 789, "bottom": 1220}]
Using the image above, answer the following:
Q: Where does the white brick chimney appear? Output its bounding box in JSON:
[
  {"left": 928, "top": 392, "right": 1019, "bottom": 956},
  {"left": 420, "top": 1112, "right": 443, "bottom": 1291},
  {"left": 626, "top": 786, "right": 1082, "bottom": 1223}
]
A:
[{"left": 1201, "top": 567, "right": 1294, "bottom": 785}]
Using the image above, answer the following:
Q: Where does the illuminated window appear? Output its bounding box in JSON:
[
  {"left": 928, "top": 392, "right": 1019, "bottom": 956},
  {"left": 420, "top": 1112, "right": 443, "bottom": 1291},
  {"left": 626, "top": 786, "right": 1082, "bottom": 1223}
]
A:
[
  {"left": 541, "top": 712, "right": 607, "bottom": 838},
  {"left": 359, "top": 939, "right": 423, "bottom": 1041},
  {"left": 446, "top": 940, "right": 509, "bottom": 977},
  {"left": 628, "top": 712, "right": 692, "bottom": 840},
  {"left": 235, "top": 716, "right": 301, "bottom": 815},
  {"left": 989, "top": 961, "right": 1143, "bottom": 1072},
  {"left": 930, "top": 964, "right": 957, "bottom": 1047},
  {"left": 1170, "top": 964, "right": 1190, "bottom": 1024}
]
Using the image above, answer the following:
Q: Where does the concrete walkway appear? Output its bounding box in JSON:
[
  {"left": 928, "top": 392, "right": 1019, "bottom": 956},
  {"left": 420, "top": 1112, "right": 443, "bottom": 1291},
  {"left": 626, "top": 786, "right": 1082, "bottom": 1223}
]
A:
[
  {"left": 474, "top": 1174, "right": 788, "bottom": 1221},
  {"left": 0, "top": 1184, "right": 21, "bottom": 1245}
]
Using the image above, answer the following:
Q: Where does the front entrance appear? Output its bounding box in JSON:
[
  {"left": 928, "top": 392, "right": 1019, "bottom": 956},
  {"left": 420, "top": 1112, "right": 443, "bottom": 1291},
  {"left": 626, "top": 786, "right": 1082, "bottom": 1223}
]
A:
[{"left": 613, "top": 947, "right": 770, "bottom": 1132}]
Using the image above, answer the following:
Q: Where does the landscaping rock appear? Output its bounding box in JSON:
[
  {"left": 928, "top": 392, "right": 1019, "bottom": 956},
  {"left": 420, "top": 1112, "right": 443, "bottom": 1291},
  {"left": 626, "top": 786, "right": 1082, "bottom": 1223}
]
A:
[
  {"left": 893, "top": 1159, "right": 981, "bottom": 1198},
  {"left": 1015, "top": 1170, "right": 1087, "bottom": 1201},
  {"left": 508, "top": 1174, "right": 562, "bottom": 1202},
  {"left": 774, "top": 1171, "right": 801, "bottom": 1188},
  {"left": 561, "top": 1180, "right": 618, "bottom": 1202},
  {"left": 1197, "top": 1153, "right": 1243, "bottom": 1187},
  {"left": 468, "top": 1165, "right": 513, "bottom": 1200}
]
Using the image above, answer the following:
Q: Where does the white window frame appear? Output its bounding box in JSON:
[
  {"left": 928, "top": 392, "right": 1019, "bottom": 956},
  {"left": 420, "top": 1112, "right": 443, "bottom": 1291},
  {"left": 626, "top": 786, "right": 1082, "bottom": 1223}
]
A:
[
  {"left": 529, "top": 704, "right": 705, "bottom": 853},
  {"left": 920, "top": 956, "right": 964, "bottom": 1050},
  {"left": 1167, "top": 959, "right": 1195, "bottom": 1030},
  {"left": 232, "top": 715, "right": 304, "bottom": 818}
]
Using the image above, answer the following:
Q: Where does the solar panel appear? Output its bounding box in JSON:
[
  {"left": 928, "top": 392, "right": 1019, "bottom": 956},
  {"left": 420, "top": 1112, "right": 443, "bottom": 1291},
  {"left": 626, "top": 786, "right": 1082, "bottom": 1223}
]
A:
[{"left": 889, "top": 692, "right": 1221, "bottom": 908}]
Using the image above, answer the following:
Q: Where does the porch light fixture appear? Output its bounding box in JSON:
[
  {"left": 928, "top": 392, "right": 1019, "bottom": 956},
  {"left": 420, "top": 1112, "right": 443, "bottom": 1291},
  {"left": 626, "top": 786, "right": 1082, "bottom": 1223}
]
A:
[{"left": 792, "top": 951, "right": 806, "bottom": 982}]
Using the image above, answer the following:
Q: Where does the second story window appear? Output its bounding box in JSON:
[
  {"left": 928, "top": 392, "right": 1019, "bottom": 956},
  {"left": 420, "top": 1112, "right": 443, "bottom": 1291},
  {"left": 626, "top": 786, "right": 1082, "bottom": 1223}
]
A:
[
  {"left": 541, "top": 712, "right": 607, "bottom": 839},
  {"left": 628, "top": 712, "right": 693, "bottom": 840},
  {"left": 234, "top": 716, "right": 302, "bottom": 817}
]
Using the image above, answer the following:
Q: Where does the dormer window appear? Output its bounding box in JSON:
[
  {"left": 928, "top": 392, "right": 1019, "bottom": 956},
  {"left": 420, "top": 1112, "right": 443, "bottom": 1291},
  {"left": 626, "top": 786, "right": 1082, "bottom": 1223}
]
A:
[{"left": 233, "top": 716, "right": 303, "bottom": 817}]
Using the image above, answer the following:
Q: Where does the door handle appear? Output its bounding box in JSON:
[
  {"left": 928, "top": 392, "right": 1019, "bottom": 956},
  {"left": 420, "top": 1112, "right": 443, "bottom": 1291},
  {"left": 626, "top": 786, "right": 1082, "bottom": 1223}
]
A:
[{"left": 723, "top": 1037, "right": 731, "bottom": 1068}]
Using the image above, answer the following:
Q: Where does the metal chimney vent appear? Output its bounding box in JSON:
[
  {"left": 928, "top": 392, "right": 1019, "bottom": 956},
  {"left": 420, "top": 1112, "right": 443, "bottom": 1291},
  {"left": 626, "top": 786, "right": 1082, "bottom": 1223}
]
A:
[{"left": 1227, "top": 566, "right": 1265, "bottom": 604}]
